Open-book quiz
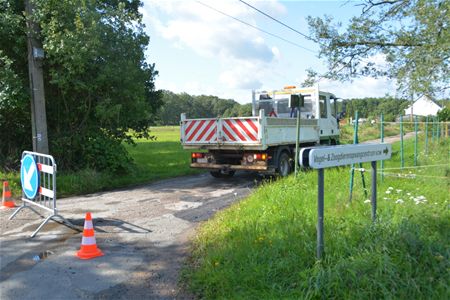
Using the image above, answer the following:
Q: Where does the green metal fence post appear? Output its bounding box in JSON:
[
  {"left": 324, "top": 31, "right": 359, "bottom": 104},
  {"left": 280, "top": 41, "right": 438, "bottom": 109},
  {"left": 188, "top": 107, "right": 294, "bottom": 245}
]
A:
[
  {"left": 349, "top": 111, "right": 358, "bottom": 203},
  {"left": 414, "top": 115, "right": 418, "bottom": 166},
  {"left": 432, "top": 117, "right": 436, "bottom": 142},
  {"left": 437, "top": 117, "right": 441, "bottom": 143},
  {"left": 425, "top": 116, "right": 428, "bottom": 155},
  {"left": 400, "top": 115, "right": 404, "bottom": 169},
  {"left": 380, "top": 113, "right": 384, "bottom": 181},
  {"left": 294, "top": 109, "right": 301, "bottom": 177},
  {"left": 359, "top": 161, "right": 368, "bottom": 199}
]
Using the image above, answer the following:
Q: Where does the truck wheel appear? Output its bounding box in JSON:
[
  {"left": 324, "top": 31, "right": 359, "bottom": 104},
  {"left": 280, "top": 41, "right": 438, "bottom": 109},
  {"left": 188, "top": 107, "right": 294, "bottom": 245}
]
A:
[
  {"left": 277, "top": 152, "right": 291, "bottom": 177},
  {"left": 210, "top": 170, "right": 236, "bottom": 178}
]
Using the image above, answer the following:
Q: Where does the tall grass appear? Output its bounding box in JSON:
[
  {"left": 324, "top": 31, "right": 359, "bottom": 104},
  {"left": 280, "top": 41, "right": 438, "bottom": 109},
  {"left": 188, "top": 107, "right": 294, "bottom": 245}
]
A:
[{"left": 183, "top": 138, "right": 449, "bottom": 299}]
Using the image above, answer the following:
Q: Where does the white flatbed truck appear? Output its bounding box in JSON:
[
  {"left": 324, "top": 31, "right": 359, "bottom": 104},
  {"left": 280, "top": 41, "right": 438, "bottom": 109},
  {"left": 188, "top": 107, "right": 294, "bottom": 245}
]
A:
[{"left": 180, "top": 86, "right": 340, "bottom": 177}]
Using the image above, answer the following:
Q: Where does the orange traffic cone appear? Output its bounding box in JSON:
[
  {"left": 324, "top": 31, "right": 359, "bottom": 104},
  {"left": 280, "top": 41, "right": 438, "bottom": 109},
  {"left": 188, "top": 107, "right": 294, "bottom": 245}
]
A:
[
  {"left": 2, "top": 181, "right": 16, "bottom": 208},
  {"left": 76, "top": 212, "right": 103, "bottom": 259}
]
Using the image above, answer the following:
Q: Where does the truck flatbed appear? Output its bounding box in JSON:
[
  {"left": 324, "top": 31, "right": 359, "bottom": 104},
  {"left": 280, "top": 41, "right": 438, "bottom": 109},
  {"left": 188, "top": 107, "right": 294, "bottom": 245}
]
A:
[{"left": 181, "top": 114, "right": 324, "bottom": 151}]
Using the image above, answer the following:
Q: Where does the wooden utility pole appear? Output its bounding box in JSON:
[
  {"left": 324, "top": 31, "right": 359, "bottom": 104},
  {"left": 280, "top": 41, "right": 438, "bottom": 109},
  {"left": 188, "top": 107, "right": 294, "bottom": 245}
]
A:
[{"left": 25, "top": 0, "right": 49, "bottom": 154}]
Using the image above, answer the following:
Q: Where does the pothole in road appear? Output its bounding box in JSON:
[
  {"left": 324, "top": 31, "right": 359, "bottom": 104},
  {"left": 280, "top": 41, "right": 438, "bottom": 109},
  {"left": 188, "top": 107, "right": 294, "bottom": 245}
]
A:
[
  {"left": 137, "top": 198, "right": 161, "bottom": 204},
  {"left": 208, "top": 188, "right": 236, "bottom": 197},
  {"left": 32, "top": 250, "right": 54, "bottom": 262},
  {"left": 1, "top": 250, "right": 55, "bottom": 281}
]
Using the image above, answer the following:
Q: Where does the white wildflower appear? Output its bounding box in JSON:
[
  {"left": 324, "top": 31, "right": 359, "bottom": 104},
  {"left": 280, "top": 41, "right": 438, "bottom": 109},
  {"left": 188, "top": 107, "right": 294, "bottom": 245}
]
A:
[
  {"left": 386, "top": 191, "right": 391, "bottom": 194},
  {"left": 364, "top": 199, "right": 371, "bottom": 203},
  {"left": 396, "top": 189, "right": 402, "bottom": 193},
  {"left": 407, "top": 193, "right": 411, "bottom": 196},
  {"left": 396, "top": 199, "right": 404, "bottom": 204},
  {"left": 388, "top": 187, "right": 394, "bottom": 190}
]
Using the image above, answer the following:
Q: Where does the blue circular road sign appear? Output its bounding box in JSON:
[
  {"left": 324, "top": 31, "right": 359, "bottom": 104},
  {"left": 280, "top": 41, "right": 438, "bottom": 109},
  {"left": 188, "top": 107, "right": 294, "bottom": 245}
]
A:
[{"left": 21, "top": 154, "right": 40, "bottom": 199}]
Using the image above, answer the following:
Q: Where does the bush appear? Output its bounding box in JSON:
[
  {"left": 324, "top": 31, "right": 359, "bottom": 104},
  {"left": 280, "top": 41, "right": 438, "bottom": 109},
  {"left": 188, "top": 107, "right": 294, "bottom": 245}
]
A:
[{"left": 437, "top": 107, "right": 450, "bottom": 121}]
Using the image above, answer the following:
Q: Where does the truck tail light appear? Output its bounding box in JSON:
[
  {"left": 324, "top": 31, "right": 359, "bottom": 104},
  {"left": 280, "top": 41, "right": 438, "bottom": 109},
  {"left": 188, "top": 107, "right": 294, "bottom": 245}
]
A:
[
  {"left": 191, "top": 152, "right": 205, "bottom": 159},
  {"left": 244, "top": 153, "right": 267, "bottom": 163},
  {"left": 254, "top": 153, "right": 267, "bottom": 161}
]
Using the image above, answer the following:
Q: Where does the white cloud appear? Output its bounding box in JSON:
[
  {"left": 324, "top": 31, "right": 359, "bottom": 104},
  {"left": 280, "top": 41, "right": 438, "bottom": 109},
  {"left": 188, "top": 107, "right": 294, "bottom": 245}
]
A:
[
  {"left": 141, "top": 0, "right": 284, "bottom": 91},
  {"left": 317, "top": 54, "right": 396, "bottom": 98},
  {"left": 219, "top": 62, "right": 263, "bottom": 89},
  {"left": 142, "top": 0, "right": 277, "bottom": 61},
  {"left": 318, "top": 76, "right": 396, "bottom": 99}
]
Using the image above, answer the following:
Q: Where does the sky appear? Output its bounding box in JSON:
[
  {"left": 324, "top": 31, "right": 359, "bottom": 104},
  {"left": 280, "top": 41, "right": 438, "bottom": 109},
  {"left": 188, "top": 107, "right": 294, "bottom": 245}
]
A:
[{"left": 140, "top": 0, "right": 397, "bottom": 104}]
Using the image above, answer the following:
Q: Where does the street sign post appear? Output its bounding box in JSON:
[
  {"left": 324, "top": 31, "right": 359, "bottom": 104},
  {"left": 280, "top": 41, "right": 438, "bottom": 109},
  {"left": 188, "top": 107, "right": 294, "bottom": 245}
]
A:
[{"left": 300, "top": 143, "right": 392, "bottom": 260}]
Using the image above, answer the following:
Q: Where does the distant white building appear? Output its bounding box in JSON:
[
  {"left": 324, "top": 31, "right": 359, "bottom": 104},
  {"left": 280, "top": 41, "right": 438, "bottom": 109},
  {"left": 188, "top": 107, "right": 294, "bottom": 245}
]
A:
[{"left": 404, "top": 95, "right": 442, "bottom": 116}]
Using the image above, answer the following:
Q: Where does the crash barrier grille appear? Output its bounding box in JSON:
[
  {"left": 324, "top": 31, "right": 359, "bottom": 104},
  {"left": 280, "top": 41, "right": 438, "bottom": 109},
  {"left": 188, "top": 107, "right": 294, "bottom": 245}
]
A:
[{"left": 9, "top": 151, "right": 75, "bottom": 237}]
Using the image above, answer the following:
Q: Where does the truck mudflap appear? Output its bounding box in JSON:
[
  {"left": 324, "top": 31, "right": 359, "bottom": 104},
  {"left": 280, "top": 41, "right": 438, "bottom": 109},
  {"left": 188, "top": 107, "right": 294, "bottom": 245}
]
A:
[{"left": 190, "top": 162, "right": 269, "bottom": 172}]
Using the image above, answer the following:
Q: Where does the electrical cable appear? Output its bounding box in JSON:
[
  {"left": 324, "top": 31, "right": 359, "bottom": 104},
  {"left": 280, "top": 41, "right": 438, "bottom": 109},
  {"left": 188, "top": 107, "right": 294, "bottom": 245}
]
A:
[
  {"left": 382, "top": 121, "right": 450, "bottom": 124},
  {"left": 381, "top": 164, "right": 449, "bottom": 170},
  {"left": 380, "top": 172, "right": 449, "bottom": 180},
  {"left": 196, "top": 1, "right": 316, "bottom": 53},
  {"left": 238, "top": 0, "right": 311, "bottom": 41}
]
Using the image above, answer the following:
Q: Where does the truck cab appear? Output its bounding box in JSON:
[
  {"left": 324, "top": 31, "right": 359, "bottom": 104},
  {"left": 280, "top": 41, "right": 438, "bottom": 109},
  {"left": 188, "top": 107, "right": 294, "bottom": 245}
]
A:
[{"left": 252, "top": 86, "right": 340, "bottom": 141}]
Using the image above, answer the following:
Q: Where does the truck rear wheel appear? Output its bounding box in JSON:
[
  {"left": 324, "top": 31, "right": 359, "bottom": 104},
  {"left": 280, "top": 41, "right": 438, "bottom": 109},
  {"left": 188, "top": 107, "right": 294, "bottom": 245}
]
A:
[
  {"left": 277, "top": 152, "right": 291, "bottom": 177},
  {"left": 210, "top": 170, "right": 236, "bottom": 178}
]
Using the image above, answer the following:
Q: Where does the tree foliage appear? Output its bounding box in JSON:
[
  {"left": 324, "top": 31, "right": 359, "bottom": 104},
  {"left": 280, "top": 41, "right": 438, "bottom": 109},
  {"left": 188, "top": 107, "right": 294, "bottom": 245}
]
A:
[
  {"left": 437, "top": 107, "right": 450, "bottom": 121},
  {"left": 341, "top": 96, "right": 409, "bottom": 121},
  {"left": 307, "top": 0, "right": 450, "bottom": 96},
  {"left": 156, "top": 91, "right": 252, "bottom": 125},
  {"left": 0, "top": 0, "right": 161, "bottom": 171}
]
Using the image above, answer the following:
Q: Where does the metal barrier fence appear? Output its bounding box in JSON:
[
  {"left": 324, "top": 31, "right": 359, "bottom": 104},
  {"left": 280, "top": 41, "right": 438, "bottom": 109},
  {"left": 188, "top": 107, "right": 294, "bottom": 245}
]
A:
[
  {"left": 348, "top": 112, "right": 449, "bottom": 200},
  {"left": 9, "top": 151, "right": 75, "bottom": 237}
]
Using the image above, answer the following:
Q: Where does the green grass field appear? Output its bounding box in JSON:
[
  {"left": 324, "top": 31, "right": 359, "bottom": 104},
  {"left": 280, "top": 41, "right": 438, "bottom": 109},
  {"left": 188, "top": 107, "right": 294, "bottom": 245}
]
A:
[
  {"left": 0, "top": 126, "right": 201, "bottom": 198},
  {"left": 182, "top": 137, "right": 449, "bottom": 299}
]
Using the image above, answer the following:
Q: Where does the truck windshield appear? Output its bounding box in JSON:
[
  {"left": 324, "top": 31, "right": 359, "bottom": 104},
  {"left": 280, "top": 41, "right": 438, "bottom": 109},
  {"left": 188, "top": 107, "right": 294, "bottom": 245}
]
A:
[
  {"left": 277, "top": 99, "right": 290, "bottom": 114},
  {"left": 319, "top": 95, "right": 327, "bottom": 118},
  {"left": 330, "top": 98, "right": 337, "bottom": 117}
]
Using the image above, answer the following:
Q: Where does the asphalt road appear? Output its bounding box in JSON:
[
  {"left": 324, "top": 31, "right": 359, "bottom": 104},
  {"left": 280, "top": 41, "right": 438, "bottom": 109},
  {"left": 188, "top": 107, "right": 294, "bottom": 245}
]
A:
[{"left": 0, "top": 172, "right": 261, "bottom": 299}]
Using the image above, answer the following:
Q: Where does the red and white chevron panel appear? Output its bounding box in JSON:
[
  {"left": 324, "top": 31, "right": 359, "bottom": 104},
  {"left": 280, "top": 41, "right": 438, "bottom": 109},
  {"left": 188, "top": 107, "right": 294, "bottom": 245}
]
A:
[
  {"left": 183, "top": 119, "right": 217, "bottom": 143},
  {"left": 222, "top": 118, "right": 259, "bottom": 143}
]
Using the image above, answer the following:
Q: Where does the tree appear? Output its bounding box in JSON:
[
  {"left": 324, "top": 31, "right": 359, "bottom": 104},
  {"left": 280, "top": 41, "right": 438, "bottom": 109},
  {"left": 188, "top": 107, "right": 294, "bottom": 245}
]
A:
[
  {"left": 342, "top": 96, "right": 409, "bottom": 121},
  {"left": 155, "top": 91, "right": 251, "bottom": 125},
  {"left": 223, "top": 103, "right": 252, "bottom": 117},
  {"left": 0, "top": 0, "right": 161, "bottom": 171},
  {"left": 0, "top": 0, "right": 31, "bottom": 169},
  {"left": 306, "top": 0, "right": 450, "bottom": 96},
  {"left": 157, "top": 91, "right": 193, "bottom": 125},
  {"left": 437, "top": 107, "right": 450, "bottom": 121}
]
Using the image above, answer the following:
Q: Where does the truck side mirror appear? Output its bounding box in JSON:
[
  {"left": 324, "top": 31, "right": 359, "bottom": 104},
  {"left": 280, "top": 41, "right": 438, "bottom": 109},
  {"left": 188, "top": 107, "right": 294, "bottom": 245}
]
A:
[{"left": 289, "top": 94, "right": 304, "bottom": 108}]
